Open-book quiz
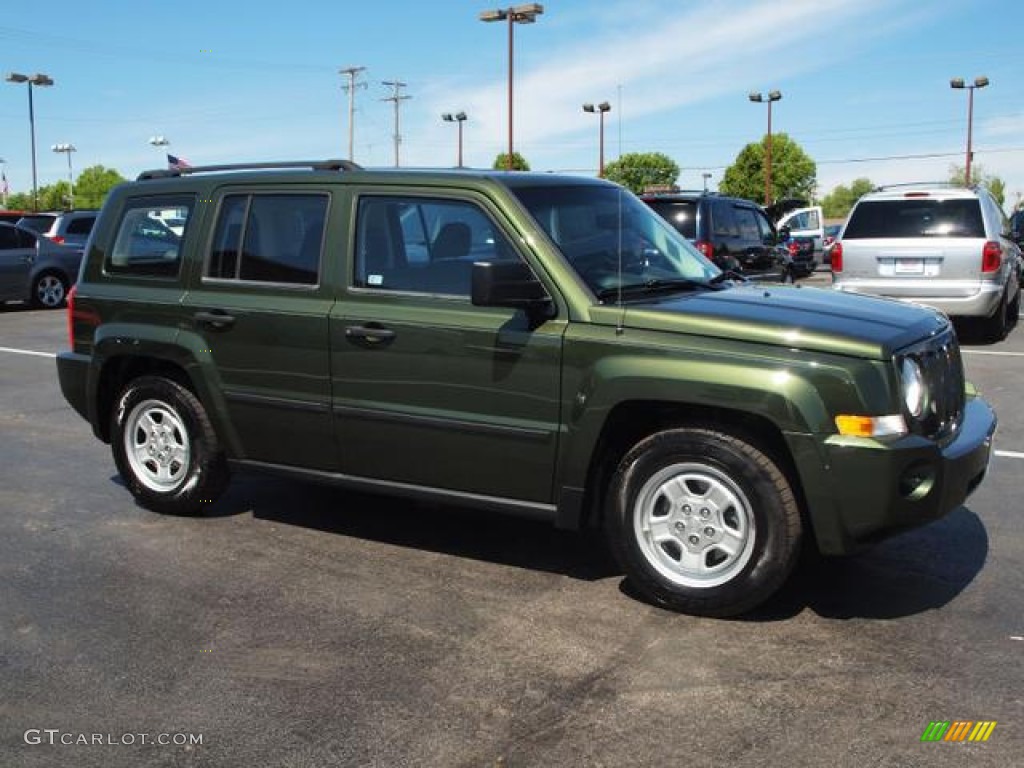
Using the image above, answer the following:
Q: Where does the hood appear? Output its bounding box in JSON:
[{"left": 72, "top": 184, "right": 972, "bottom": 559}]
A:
[{"left": 604, "top": 284, "right": 948, "bottom": 360}]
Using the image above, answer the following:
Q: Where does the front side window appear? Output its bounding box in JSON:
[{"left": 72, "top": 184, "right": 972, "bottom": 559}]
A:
[
  {"left": 105, "top": 197, "right": 192, "bottom": 277},
  {"left": 354, "top": 196, "right": 515, "bottom": 296},
  {"left": 206, "top": 193, "right": 326, "bottom": 285},
  {"left": 512, "top": 184, "right": 718, "bottom": 297}
]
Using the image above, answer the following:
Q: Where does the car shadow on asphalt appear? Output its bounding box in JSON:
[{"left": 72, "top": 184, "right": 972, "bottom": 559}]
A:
[
  {"left": 213, "top": 471, "right": 621, "bottom": 582},
  {"left": 153, "top": 471, "right": 988, "bottom": 619},
  {"left": 743, "top": 506, "right": 989, "bottom": 622}
]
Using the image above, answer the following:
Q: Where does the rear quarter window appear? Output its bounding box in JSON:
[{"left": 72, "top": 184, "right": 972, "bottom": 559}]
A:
[
  {"left": 844, "top": 199, "right": 985, "bottom": 239},
  {"left": 105, "top": 196, "right": 193, "bottom": 277}
]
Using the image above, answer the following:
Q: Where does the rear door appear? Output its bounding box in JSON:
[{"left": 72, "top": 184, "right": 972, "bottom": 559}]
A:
[
  {"left": 181, "top": 187, "right": 337, "bottom": 469},
  {"left": 841, "top": 198, "right": 985, "bottom": 293}
]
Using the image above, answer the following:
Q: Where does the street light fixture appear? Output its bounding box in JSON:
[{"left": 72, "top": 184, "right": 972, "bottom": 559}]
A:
[
  {"left": 6, "top": 71, "right": 54, "bottom": 212},
  {"left": 442, "top": 112, "right": 469, "bottom": 168},
  {"left": 950, "top": 76, "right": 989, "bottom": 186},
  {"left": 51, "top": 143, "right": 76, "bottom": 209},
  {"left": 582, "top": 101, "right": 611, "bottom": 177},
  {"left": 702, "top": 172, "right": 712, "bottom": 192},
  {"left": 479, "top": 3, "right": 544, "bottom": 171},
  {"left": 748, "top": 89, "right": 782, "bottom": 206}
]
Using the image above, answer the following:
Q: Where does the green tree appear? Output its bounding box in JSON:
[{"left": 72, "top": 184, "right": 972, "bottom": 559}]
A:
[
  {"left": 719, "top": 133, "right": 816, "bottom": 204},
  {"left": 603, "top": 152, "right": 680, "bottom": 195},
  {"left": 38, "top": 181, "right": 73, "bottom": 211},
  {"left": 492, "top": 152, "right": 530, "bottom": 171},
  {"left": 3, "top": 191, "right": 33, "bottom": 210},
  {"left": 949, "top": 164, "right": 1005, "bottom": 209},
  {"left": 74, "top": 165, "right": 127, "bottom": 208},
  {"left": 821, "top": 178, "right": 875, "bottom": 219}
]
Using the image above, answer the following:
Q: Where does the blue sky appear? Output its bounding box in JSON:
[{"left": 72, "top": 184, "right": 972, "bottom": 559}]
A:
[{"left": 2, "top": 0, "right": 1023, "bottom": 209}]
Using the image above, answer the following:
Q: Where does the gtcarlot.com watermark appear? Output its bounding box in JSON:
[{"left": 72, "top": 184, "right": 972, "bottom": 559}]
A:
[{"left": 24, "top": 729, "right": 203, "bottom": 747}]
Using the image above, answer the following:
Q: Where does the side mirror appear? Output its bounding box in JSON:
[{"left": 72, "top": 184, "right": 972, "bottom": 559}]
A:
[{"left": 471, "top": 260, "right": 551, "bottom": 312}]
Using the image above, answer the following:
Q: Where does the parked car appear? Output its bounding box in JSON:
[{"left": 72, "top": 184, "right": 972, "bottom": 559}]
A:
[
  {"left": 776, "top": 204, "right": 825, "bottom": 255},
  {"left": 0, "top": 222, "right": 83, "bottom": 307},
  {"left": 639, "top": 190, "right": 812, "bottom": 280},
  {"left": 57, "top": 160, "right": 996, "bottom": 617},
  {"left": 0, "top": 209, "right": 32, "bottom": 224},
  {"left": 37, "top": 209, "right": 99, "bottom": 248},
  {"left": 832, "top": 184, "right": 1022, "bottom": 341}
]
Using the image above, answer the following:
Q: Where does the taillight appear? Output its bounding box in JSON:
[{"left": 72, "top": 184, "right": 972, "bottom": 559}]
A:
[
  {"left": 982, "top": 241, "right": 1002, "bottom": 273},
  {"left": 66, "top": 284, "right": 77, "bottom": 349},
  {"left": 831, "top": 242, "right": 843, "bottom": 272},
  {"left": 695, "top": 240, "right": 714, "bottom": 259},
  {"left": 786, "top": 240, "right": 799, "bottom": 256},
  {"left": 51, "top": 235, "right": 66, "bottom": 244}
]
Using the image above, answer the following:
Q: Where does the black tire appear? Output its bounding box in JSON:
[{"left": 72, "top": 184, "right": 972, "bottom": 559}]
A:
[
  {"left": 30, "top": 271, "right": 69, "bottom": 309},
  {"left": 980, "top": 289, "right": 1009, "bottom": 343},
  {"left": 111, "top": 376, "right": 229, "bottom": 515},
  {"left": 605, "top": 428, "right": 802, "bottom": 617}
]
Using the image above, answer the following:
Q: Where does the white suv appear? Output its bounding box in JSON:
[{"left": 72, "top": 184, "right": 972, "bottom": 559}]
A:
[{"left": 832, "top": 184, "right": 1021, "bottom": 341}]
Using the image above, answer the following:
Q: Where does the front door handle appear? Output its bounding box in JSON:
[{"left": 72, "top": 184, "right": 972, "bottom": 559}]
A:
[
  {"left": 345, "top": 324, "right": 396, "bottom": 344},
  {"left": 194, "top": 310, "right": 236, "bottom": 330}
]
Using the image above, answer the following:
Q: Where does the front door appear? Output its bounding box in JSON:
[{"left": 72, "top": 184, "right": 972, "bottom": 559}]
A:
[{"left": 331, "top": 191, "right": 565, "bottom": 504}]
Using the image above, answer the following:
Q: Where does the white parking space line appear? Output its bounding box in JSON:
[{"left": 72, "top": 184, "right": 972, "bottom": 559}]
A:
[
  {"left": 0, "top": 346, "right": 56, "bottom": 359},
  {"left": 996, "top": 450, "right": 1024, "bottom": 459},
  {"left": 962, "top": 350, "right": 1024, "bottom": 358}
]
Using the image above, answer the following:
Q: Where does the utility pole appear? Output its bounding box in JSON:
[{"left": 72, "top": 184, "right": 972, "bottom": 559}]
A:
[
  {"left": 338, "top": 66, "right": 366, "bottom": 162},
  {"left": 381, "top": 80, "right": 411, "bottom": 168}
]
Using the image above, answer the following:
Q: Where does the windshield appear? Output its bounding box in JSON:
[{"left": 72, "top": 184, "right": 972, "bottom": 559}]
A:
[{"left": 511, "top": 184, "right": 719, "bottom": 298}]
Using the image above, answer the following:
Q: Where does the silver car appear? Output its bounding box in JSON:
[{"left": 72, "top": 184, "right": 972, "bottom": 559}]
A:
[
  {"left": 832, "top": 184, "right": 1022, "bottom": 341},
  {"left": 0, "top": 222, "right": 84, "bottom": 308}
]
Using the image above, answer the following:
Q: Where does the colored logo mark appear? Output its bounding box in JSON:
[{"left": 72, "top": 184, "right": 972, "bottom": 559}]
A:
[{"left": 920, "top": 721, "right": 997, "bottom": 742}]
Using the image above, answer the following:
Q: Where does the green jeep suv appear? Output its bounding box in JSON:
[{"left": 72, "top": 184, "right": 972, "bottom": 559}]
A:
[{"left": 57, "top": 160, "right": 997, "bottom": 617}]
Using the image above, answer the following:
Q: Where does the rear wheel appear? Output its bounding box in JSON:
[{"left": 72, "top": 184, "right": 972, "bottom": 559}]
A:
[
  {"left": 111, "top": 376, "right": 229, "bottom": 515},
  {"left": 605, "top": 428, "right": 802, "bottom": 617},
  {"left": 980, "top": 289, "right": 1010, "bottom": 342},
  {"left": 30, "top": 271, "right": 68, "bottom": 308}
]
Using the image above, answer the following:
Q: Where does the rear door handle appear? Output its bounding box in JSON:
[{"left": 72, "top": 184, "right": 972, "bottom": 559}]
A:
[
  {"left": 345, "top": 325, "right": 396, "bottom": 344},
  {"left": 194, "top": 310, "right": 236, "bottom": 330}
]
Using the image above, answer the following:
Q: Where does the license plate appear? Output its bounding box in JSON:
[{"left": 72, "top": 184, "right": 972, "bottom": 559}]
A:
[{"left": 894, "top": 259, "right": 924, "bottom": 274}]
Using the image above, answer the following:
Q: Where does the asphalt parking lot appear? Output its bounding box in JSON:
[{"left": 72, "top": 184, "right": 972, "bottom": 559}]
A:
[{"left": 2, "top": 288, "right": 1022, "bottom": 768}]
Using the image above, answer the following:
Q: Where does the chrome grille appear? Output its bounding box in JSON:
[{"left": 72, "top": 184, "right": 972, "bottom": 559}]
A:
[{"left": 903, "top": 329, "right": 965, "bottom": 440}]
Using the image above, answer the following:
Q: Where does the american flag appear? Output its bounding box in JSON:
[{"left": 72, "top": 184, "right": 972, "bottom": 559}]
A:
[{"left": 167, "top": 153, "right": 192, "bottom": 170}]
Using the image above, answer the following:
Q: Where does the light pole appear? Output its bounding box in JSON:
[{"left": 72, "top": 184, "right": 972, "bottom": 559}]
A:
[
  {"left": 950, "top": 76, "right": 989, "bottom": 186},
  {"left": 0, "top": 157, "right": 7, "bottom": 208},
  {"left": 748, "top": 89, "right": 782, "bottom": 206},
  {"left": 582, "top": 101, "right": 611, "bottom": 177},
  {"left": 702, "top": 172, "right": 712, "bottom": 192},
  {"left": 51, "top": 143, "right": 76, "bottom": 209},
  {"left": 149, "top": 135, "right": 170, "bottom": 167},
  {"left": 442, "top": 112, "right": 469, "bottom": 168},
  {"left": 6, "top": 72, "right": 54, "bottom": 212},
  {"left": 479, "top": 4, "right": 544, "bottom": 171}
]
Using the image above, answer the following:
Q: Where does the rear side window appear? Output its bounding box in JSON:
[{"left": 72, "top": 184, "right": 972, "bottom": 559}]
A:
[
  {"left": 645, "top": 200, "right": 697, "bottom": 239},
  {"left": 206, "top": 193, "right": 327, "bottom": 285},
  {"left": 844, "top": 199, "right": 985, "bottom": 239},
  {"left": 105, "top": 197, "right": 192, "bottom": 277},
  {"left": 66, "top": 216, "right": 95, "bottom": 235}
]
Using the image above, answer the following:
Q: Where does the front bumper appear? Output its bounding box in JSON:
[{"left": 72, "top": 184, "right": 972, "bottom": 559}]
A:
[{"left": 795, "top": 395, "right": 997, "bottom": 556}]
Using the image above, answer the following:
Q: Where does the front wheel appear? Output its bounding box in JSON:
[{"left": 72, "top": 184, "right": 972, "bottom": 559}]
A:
[
  {"left": 605, "top": 428, "right": 802, "bottom": 617},
  {"left": 111, "top": 376, "right": 229, "bottom": 515}
]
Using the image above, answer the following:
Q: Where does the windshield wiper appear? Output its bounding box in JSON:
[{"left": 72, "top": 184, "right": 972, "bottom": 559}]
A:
[{"left": 595, "top": 278, "right": 716, "bottom": 302}]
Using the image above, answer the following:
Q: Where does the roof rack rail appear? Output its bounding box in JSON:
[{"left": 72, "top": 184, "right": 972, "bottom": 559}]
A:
[
  {"left": 136, "top": 159, "right": 362, "bottom": 181},
  {"left": 873, "top": 181, "right": 964, "bottom": 192}
]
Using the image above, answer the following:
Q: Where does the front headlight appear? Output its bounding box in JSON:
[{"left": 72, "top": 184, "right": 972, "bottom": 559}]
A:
[{"left": 900, "top": 357, "right": 925, "bottom": 418}]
